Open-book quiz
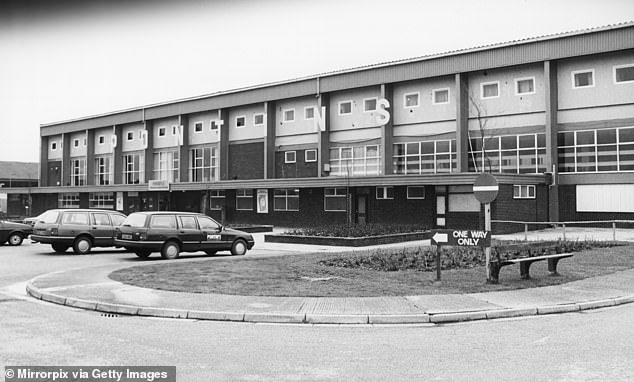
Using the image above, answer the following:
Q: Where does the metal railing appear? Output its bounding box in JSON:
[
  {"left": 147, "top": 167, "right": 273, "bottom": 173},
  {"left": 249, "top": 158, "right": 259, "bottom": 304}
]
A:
[{"left": 491, "top": 220, "right": 634, "bottom": 241}]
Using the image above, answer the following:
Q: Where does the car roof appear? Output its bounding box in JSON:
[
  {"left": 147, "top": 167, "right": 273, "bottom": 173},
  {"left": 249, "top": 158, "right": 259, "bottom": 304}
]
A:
[
  {"left": 48, "top": 209, "right": 125, "bottom": 214},
  {"left": 130, "top": 211, "right": 204, "bottom": 216}
]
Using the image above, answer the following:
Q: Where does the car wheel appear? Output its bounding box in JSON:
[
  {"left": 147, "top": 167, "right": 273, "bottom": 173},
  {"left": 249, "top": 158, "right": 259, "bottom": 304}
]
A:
[
  {"left": 73, "top": 236, "right": 93, "bottom": 255},
  {"left": 134, "top": 250, "right": 152, "bottom": 259},
  {"left": 204, "top": 250, "right": 217, "bottom": 256},
  {"left": 51, "top": 243, "right": 69, "bottom": 253},
  {"left": 230, "top": 239, "right": 248, "bottom": 256},
  {"left": 160, "top": 241, "right": 180, "bottom": 260},
  {"left": 7, "top": 233, "right": 23, "bottom": 246}
]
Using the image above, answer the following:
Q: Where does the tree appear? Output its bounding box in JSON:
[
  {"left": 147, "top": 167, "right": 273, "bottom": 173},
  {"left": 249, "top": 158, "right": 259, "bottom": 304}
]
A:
[{"left": 468, "top": 93, "right": 496, "bottom": 173}]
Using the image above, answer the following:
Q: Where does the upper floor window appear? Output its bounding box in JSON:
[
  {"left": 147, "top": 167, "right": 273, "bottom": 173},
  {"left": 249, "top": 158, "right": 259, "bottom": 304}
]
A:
[
  {"left": 363, "top": 98, "right": 377, "bottom": 112},
  {"left": 338, "top": 101, "right": 352, "bottom": 115},
  {"left": 51, "top": 142, "right": 57, "bottom": 151},
  {"left": 70, "top": 158, "right": 86, "bottom": 186},
  {"left": 123, "top": 153, "right": 144, "bottom": 185},
  {"left": 614, "top": 64, "right": 634, "bottom": 84},
  {"left": 235, "top": 116, "right": 246, "bottom": 128},
  {"left": 98, "top": 135, "right": 106, "bottom": 144},
  {"left": 95, "top": 156, "right": 112, "bottom": 185},
  {"left": 284, "top": 151, "right": 296, "bottom": 164},
  {"left": 194, "top": 121, "right": 204, "bottom": 133},
  {"left": 515, "top": 77, "right": 535, "bottom": 95},
  {"left": 283, "top": 109, "right": 295, "bottom": 123},
  {"left": 572, "top": 69, "right": 594, "bottom": 88},
  {"left": 158, "top": 127, "right": 166, "bottom": 137},
  {"left": 127, "top": 132, "right": 134, "bottom": 141},
  {"left": 404, "top": 92, "right": 420, "bottom": 108},
  {"left": 481, "top": 81, "right": 499, "bottom": 99},
  {"left": 189, "top": 146, "right": 218, "bottom": 182},
  {"left": 305, "top": 149, "right": 317, "bottom": 162},
  {"left": 432, "top": 88, "right": 450, "bottom": 104},
  {"left": 73, "top": 139, "right": 80, "bottom": 147},
  {"left": 304, "top": 106, "right": 315, "bottom": 120},
  {"left": 253, "top": 113, "right": 264, "bottom": 126}
]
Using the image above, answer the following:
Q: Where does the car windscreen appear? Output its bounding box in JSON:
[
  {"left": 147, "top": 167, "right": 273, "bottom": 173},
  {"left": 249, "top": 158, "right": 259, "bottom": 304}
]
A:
[
  {"left": 38, "top": 210, "right": 60, "bottom": 224},
  {"left": 121, "top": 213, "right": 147, "bottom": 228}
]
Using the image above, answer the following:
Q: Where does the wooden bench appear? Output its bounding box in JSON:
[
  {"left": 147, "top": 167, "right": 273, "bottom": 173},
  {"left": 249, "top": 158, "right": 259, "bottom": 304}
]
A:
[{"left": 490, "top": 253, "right": 573, "bottom": 283}]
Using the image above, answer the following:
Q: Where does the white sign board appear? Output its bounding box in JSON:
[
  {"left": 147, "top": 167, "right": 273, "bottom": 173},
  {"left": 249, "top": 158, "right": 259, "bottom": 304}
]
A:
[{"left": 257, "top": 189, "right": 268, "bottom": 214}]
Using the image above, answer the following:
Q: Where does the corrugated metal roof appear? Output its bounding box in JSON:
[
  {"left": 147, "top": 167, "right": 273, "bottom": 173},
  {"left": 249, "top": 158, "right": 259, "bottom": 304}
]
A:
[
  {"left": 0, "top": 161, "right": 39, "bottom": 180},
  {"left": 41, "top": 21, "right": 634, "bottom": 131}
]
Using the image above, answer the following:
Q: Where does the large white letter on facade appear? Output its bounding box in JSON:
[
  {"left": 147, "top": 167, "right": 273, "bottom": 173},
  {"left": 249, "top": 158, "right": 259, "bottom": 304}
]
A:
[{"left": 376, "top": 98, "right": 390, "bottom": 125}]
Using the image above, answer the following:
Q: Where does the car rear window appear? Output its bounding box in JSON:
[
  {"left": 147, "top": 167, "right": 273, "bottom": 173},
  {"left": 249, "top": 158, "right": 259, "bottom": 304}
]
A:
[
  {"left": 122, "top": 213, "right": 147, "bottom": 228},
  {"left": 149, "top": 215, "right": 177, "bottom": 229},
  {"left": 61, "top": 212, "right": 90, "bottom": 225},
  {"left": 39, "top": 210, "right": 60, "bottom": 224}
]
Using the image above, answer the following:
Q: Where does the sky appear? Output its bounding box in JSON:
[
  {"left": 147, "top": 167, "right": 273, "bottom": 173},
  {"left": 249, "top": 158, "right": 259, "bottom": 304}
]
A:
[{"left": 0, "top": 0, "right": 633, "bottom": 163}]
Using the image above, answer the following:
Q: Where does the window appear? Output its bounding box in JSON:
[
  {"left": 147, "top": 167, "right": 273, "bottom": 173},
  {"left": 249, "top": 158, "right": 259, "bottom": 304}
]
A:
[
  {"left": 189, "top": 146, "right": 218, "bottom": 182},
  {"left": 61, "top": 212, "right": 89, "bottom": 225},
  {"left": 127, "top": 132, "right": 134, "bottom": 141},
  {"left": 58, "top": 193, "right": 80, "bottom": 208},
  {"left": 179, "top": 216, "right": 198, "bottom": 229},
  {"left": 51, "top": 142, "right": 57, "bottom": 151},
  {"left": 210, "top": 120, "right": 220, "bottom": 131},
  {"left": 153, "top": 150, "right": 179, "bottom": 182},
  {"left": 274, "top": 188, "right": 299, "bottom": 211},
  {"left": 448, "top": 193, "right": 481, "bottom": 212},
  {"left": 209, "top": 190, "right": 225, "bottom": 210},
  {"left": 432, "top": 88, "right": 450, "bottom": 104},
  {"left": 283, "top": 109, "right": 295, "bottom": 123},
  {"left": 557, "top": 127, "right": 634, "bottom": 173},
  {"left": 110, "top": 214, "right": 126, "bottom": 226},
  {"left": 614, "top": 64, "right": 634, "bottom": 84},
  {"left": 70, "top": 158, "right": 86, "bottom": 186},
  {"left": 235, "top": 116, "right": 246, "bottom": 128},
  {"left": 123, "top": 153, "right": 144, "bottom": 184},
  {"left": 73, "top": 139, "right": 79, "bottom": 148},
  {"left": 481, "top": 81, "right": 499, "bottom": 99},
  {"left": 150, "top": 215, "right": 177, "bottom": 229},
  {"left": 98, "top": 135, "right": 105, "bottom": 144},
  {"left": 305, "top": 149, "right": 317, "bottom": 162},
  {"left": 83, "top": 138, "right": 87, "bottom": 146},
  {"left": 572, "top": 69, "right": 594, "bottom": 88},
  {"left": 338, "top": 101, "right": 352, "bottom": 115},
  {"left": 376, "top": 186, "right": 394, "bottom": 200},
  {"left": 158, "top": 127, "right": 166, "bottom": 137},
  {"left": 284, "top": 151, "right": 296, "bottom": 164},
  {"left": 394, "top": 139, "right": 457, "bottom": 174},
  {"left": 194, "top": 121, "right": 204, "bottom": 133},
  {"left": 363, "top": 98, "right": 377, "bottom": 112},
  {"left": 515, "top": 77, "right": 535, "bottom": 95},
  {"left": 324, "top": 187, "right": 347, "bottom": 212},
  {"left": 468, "top": 133, "right": 547, "bottom": 174},
  {"left": 253, "top": 113, "right": 264, "bottom": 126},
  {"left": 89, "top": 192, "right": 115, "bottom": 209},
  {"left": 94, "top": 156, "right": 112, "bottom": 185},
  {"left": 92, "top": 212, "right": 111, "bottom": 225},
  {"left": 172, "top": 125, "right": 178, "bottom": 135},
  {"left": 329, "top": 145, "right": 380, "bottom": 176},
  {"left": 407, "top": 186, "right": 425, "bottom": 199},
  {"left": 236, "top": 189, "right": 253, "bottom": 211},
  {"left": 404, "top": 92, "right": 420, "bottom": 108},
  {"left": 304, "top": 106, "right": 315, "bottom": 120},
  {"left": 513, "top": 185, "right": 536, "bottom": 199},
  {"left": 198, "top": 216, "right": 220, "bottom": 230}
]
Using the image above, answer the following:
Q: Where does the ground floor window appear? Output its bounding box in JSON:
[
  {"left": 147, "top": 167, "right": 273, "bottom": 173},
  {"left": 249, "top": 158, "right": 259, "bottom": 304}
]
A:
[
  {"left": 89, "top": 192, "right": 115, "bottom": 209},
  {"left": 513, "top": 185, "right": 536, "bottom": 199},
  {"left": 394, "top": 139, "right": 456, "bottom": 174},
  {"left": 236, "top": 189, "right": 253, "bottom": 211},
  {"left": 70, "top": 158, "right": 86, "bottom": 186},
  {"left": 58, "top": 193, "right": 80, "bottom": 208},
  {"left": 469, "top": 133, "right": 546, "bottom": 174},
  {"left": 94, "top": 156, "right": 113, "bottom": 185},
  {"left": 209, "top": 190, "right": 225, "bottom": 210},
  {"left": 447, "top": 185, "right": 480, "bottom": 212},
  {"left": 324, "top": 187, "right": 347, "bottom": 212},
  {"left": 274, "top": 188, "right": 299, "bottom": 211},
  {"left": 123, "top": 152, "right": 144, "bottom": 184},
  {"left": 407, "top": 186, "right": 426, "bottom": 199},
  {"left": 189, "top": 146, "right": 218, "bottom": 182},
  {"left": 376, "top": 186, "right": 394, "bottom": 200},
  {"left": 329, "top": 145, "right": 380, "bottom": 176}
]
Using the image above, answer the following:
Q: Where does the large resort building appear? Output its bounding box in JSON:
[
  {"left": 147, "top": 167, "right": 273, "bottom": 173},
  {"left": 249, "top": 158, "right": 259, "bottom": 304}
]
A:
[{"left": 4, "top": 22, "right": 634, "bottom": 232}]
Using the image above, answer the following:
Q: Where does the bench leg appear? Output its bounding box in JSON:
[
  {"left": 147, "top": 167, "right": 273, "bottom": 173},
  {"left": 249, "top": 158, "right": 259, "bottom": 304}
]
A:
[
  {"left": 520, "top": 262, "right": 532, "bottom": 279},
  {"left": 489, "top": 262, "right": 501, "bottom": 284},
  {"left": 548, "top": 258, "right": 561, "bottom": 276}
]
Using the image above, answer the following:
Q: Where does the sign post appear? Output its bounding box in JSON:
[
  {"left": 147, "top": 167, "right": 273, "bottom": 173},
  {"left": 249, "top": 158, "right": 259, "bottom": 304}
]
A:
[
  {"left": 473, "top": 173, "right": 499, "bottom": 283},
  {"left": 431, "top": 229, "right": 491, "bottom": 281}
]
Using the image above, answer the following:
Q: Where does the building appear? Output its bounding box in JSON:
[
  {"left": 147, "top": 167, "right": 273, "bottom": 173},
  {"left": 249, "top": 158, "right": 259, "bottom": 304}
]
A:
[
  {"left": 0, "top": 161, "right": 38, "bottom": 218},
  {"left": 5, "top": 22, "right": 634, "bottom": 231}
]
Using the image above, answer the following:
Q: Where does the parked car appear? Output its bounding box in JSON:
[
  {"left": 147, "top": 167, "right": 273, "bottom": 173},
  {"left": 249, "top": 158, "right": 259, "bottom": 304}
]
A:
[
  {"left": 0, "top": 219, "right": 33, "bottom": 246},
  {"left": 31, "top": 209, "right": 127, "bottom": 254},
  {"left": 115, "top": 211, "right": 255, "bottom": 259}
]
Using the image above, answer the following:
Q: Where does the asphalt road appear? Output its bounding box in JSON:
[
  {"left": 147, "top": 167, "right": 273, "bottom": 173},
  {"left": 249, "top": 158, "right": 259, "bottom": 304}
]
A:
[{"left": 1, "top": 241, "right": 633, "bottom": 381}]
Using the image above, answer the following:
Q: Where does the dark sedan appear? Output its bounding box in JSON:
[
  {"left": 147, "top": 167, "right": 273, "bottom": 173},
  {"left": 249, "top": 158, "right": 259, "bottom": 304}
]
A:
[
  {"left": 115, "top": 211, "right": 255, "bottom": 259},
  {"left": 0, "top": 219, "right": 32, "bottom": 246}
]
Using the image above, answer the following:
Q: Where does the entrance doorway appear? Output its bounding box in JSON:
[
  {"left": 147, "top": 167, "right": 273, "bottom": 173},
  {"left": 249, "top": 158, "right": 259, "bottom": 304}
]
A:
[
  {"left": 436, "top": 195, "right": 446, "bottom": 227},
  {"left": 357, "top": 194, "right": 367, "bottom": 224}
]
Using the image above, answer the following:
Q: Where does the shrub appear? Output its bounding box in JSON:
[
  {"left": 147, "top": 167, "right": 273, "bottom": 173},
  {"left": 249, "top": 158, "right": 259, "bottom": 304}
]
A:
[{"left": 285, "top": 224, "right": 428, "bottom": 238}]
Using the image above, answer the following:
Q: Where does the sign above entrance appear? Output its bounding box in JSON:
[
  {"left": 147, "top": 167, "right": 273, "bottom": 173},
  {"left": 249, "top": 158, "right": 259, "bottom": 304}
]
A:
[
  {"left": 148, "top": 179, "right": 170, "bottom": 191},
  {"left": 473, "top": 173, "right": 499, "bottom": 204},
  {"left": 430, "top": 229, "right": 491, "bottom": 247}
]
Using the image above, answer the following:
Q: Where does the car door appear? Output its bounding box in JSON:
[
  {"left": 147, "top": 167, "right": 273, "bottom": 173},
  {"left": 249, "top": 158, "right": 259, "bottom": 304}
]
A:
[
  {"left": 60, "top": 211, "right": 90, "bottom": 238},
  {"left": 91, "top": 212, "right": 113, "bottom": 246},
  {"left": 197, "top": 216, "right": 227, "bottom": 251},
  {"left": 177, "top": 215, "right": 201, "bottom": 252},
  {"left": 0, "top": 221, "right": 8, "bottom": 243}
]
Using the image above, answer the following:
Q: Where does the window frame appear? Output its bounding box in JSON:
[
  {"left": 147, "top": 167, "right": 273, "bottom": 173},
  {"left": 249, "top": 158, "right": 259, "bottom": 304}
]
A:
[
  {"left": 432, "top": 88, "right": 450, "bottom": 105},
  {"left": 407, "top": 186, "right": 426, "bottom": 200},
  {"left": 403, "top": 92, "right": 420, "bottom": 108},
  {"left": 514, "top": 77, "right": 536, "bottom": 96},
  {"left": 253, "top": 113, "right": 265, "bottom": 126},
  {"left": 363, "top": 97, "right": 378, "bottom": 113},
  {"left": 235, "top": 189, "right": 254, "bottom": 211},
  {"left": 235, "top": 116, "right": 246, "bottom": 128},
  {"left": 273, "top": 188, "right": 300, "bottom": 212},
  {"left": 51, "top": 142, "right": 57, "bottom": 151},
  {"left": 376, "top": 186, "right": 394, "bottom": 200},
  {"left": 323, "top": 187, "right": 347, "bottom": 212},
  {"left": 98, "top": 135, "right": 106, "bottom": 145},
  {"left": 513, "top": 185, "right": 536, "bottom": 199},
  {"left": 304, "top": 106, "right": 315, "bottom": 120},
  {"left": 338, "top": 100, "right": 353, "bottom": 116},
  {"left": 305, "top": 149, "right": 317, "bottom": 163},
  {"left": 209, "top": 190, "right": 226, "bottom": 211},
  {"left": 158, "top": 127, "right": 166, "bottom": 137},
  {"left": 126, "top": 131, "right": 134, "bottom": 141},
  {"left": 480, "top": 81, "right": 500, "bottom": 99},
  {"left": 613, "top": 63, "right": 634, "bottom": 84},
  {"left": 282, "top": 108, "right": 295, "bottom": 123},
  {"left": 571, "top": 69, "right": 595, "bottom": 89},
  {"left": 193, "top": 121, "right": 204, "bottom": 133},
  {"left": 284, "top": 151, "right": 296, "bottom": 164},
  {"left": 73, "top": 139, "right": 79, "bottom": 148}
]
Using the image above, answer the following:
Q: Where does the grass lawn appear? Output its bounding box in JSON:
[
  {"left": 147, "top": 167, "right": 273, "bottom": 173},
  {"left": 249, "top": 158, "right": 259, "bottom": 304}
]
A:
[{"left": 109, "top": 244, "right": 634, "bottom": 297}]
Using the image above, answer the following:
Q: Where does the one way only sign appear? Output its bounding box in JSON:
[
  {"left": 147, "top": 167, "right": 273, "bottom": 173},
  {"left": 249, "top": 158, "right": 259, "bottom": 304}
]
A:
[{"left": 431, "top": 229, "right": 491, "bottom": 247}]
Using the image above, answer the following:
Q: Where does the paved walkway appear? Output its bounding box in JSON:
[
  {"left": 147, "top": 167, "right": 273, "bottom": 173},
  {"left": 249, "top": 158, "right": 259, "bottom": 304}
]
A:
[{"left": 25, "top": 227, "right": 634, "bottom": 325}]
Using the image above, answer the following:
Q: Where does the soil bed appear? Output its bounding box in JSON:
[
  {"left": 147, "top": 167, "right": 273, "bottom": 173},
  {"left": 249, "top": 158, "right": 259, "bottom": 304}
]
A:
[{"left": 109, "top": 243, "right": 634, "bottom": 297}]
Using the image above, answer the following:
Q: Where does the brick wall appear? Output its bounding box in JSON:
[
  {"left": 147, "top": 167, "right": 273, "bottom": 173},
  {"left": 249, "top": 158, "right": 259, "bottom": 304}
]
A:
[
  {"left": 228, "top": 142, "right": 264, "bottom": 180},
  {"left": 364, "top": 186, "right": 435, "bottom": 227},
  {"left": 492, "top": 184, "right": 549, "bottom": 233},
  {"left": 275, "top": 150, "right": 318, "bottom": 178}
]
